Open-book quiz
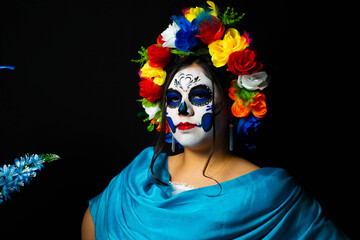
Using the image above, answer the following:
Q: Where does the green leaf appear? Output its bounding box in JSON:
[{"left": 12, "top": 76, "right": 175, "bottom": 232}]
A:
[
  {"left": 171, "top": 49, "right": 193, "bottom": 57},
  {"left": 220, "top": 6, "right": 245, "bottom": 27},
  {"left": 40, "top": 153, "right": 61, "bottom": 163},
  {"left": 143, "top": 116, "right": 150, "bottom": 122},
  {"left": 194, "top": 48, "right": 209, "bottom": 56},
  {"left": 147, "top": 123, "right": 154, "bottom": 132},
  {"left": 137, "top": 112, "right": 148, "bottom": 119},
  {"left": 154, "top": 111, "right": 162, "bottom": 122},
  {"left": 231, "top": 81, "right": 258, "bottom": 107},
  {"left": 136, "top": 98, "right": 158, "bottom": 108},
  {"left": 131, "top": 46, "right": 149, "bottom": 67},
  {"left": 170, "top": 48, "right": 209, "bottom": 57},
  {"left": 236, "top": 88, "right": 257, "bottom": 107}
]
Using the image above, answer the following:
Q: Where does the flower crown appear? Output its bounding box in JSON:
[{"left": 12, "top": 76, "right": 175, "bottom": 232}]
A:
[{"left": 133, "top": 1, "right": 269, "bottom": 138}]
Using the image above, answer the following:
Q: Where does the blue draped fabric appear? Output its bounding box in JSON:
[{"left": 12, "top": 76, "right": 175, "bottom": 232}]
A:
[{"left": 89, "top": 147, "right": 348, "bottom": 239}]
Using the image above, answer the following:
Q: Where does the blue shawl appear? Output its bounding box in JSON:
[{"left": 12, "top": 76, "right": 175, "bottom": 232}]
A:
[{"left": 89, "top": 147, "right": 348, "bottom": 239}]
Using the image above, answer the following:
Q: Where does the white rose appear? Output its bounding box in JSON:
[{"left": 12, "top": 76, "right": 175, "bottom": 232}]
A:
[
  {"left": 143, "top": 103, "right": 161, "bottom": 120},
  {"left": 237, "top": 71, "right": 269, "bottom": 90},
  {"left": 161, "top": 21, "right": 180, "bottom": 48}
]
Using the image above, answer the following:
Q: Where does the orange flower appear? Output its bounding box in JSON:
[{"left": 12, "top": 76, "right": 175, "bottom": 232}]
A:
[
  {"left": 228, "top": 84, "right": 240, "bottom": 101},
  {"left": 151, "top": 119, "right": 170, "bottom": 133},
  {"left": 251, "top": 93, "right": 267, "bottom": 118},
  {"left": 231, "top": 100, "right": 251, "bottom": 118},
  {"left": 229, "top": 85, "right": 267, "bottom": 118}
]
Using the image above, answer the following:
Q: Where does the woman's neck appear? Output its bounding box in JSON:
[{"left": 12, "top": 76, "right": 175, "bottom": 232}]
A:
[
  {"left": 183, "top": 146, "right": 226, "bottom": 168},
  {"left": 168, "top": 135, "right": 260, "bottom": 188},
  {"left": 178, "top": 136, "right": 232, "bottom": 176}
]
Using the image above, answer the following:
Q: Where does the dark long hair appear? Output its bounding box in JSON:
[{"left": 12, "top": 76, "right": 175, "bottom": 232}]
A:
[{"left": 150, "top": 55, "right": 233, "bottom": 187}]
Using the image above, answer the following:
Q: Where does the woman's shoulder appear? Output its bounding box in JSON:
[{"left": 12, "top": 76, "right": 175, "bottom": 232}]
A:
[
  {"left": 225, "top": 156, "right": 261, "bottom": 180},
  {"left": 126, "top": 146, "right": 167, "bottom": 172},
  {"left": 242, "top": 166, "right": 301, "bottom": 208},
  {"left": 136, "top": 146, "right": 156, "bottom": 157},
  {"left": 228, "top": 155, "right": 292, "bottom": 184},
  {"left": 249, "top": 167, "right": 296, "bottom": 191},
  {"left": 222, "top": 155, "right": 292, "bottom": 184},
  {"left": 91, "top": 147, "right": 159, "bottom": 200},
  {"left": 226, "top": 157, "right": 299, "bottom": 202},
  {"left": 130, "top": 146, "right": 157, "bottom": 166}
]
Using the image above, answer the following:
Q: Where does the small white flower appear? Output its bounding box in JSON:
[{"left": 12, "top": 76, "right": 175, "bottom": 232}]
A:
[
  {"left": 237, "top": 71, "right": 269, "bottom": 90},
  {"left": 143, "top": 103, "right": 161, "bottom": 120},
  {"left": 161, "top": 21, "right": 180, "bottom": 48}
]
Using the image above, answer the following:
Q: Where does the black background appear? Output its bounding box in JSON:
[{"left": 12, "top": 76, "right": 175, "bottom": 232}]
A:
[{"left": 0, "top": 0, "right": 355, "bottom": 239}]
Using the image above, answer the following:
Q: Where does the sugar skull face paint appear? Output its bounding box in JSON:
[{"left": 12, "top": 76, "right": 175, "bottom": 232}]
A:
[{"left": 166, "top": 65, "right": 222, "bottom": 148}]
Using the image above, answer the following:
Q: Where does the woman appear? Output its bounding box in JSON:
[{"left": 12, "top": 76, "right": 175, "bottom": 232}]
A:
[{"left": 82, "top": 2, "right": 348, "bottom": 239}]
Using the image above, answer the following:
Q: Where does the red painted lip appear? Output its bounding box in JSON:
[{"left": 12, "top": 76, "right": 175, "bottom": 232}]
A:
[{"left": 177, "top": 122, "right": 197, "bottom": 130}]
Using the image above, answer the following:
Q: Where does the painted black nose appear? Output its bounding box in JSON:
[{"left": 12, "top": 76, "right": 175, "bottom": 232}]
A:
[{"left": 178, "top": 102, "right": 188, "bottom": 115}]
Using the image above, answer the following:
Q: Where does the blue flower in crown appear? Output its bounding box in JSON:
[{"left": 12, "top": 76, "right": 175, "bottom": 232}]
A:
[
  {"left": 171, "top": 15, "right": 200, "bottom": 52},
  {"left": 237, "top": 115, "right": 261, "bottom": 140},
  {"left": 132, "top": 1, "right": 269, "bottom": 140}
]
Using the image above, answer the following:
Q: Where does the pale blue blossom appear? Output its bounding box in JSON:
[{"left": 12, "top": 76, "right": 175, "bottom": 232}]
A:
[
  {"left": 0, "top": 164, "right": 16, "bottom": 183},
  {"left": 0, "top": 153, "right": 60, "bottom": 204}
]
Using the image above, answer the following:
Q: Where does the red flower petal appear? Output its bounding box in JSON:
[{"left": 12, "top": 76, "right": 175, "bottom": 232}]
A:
[
  {"left": 227, "top": 49, "right": 263, "bottom": 75},
  {"left": 138, "top": 77, "right": 162, "bottom": 102},
  {"left": 147, "top": 44, "right": 171, "bottom": 68}
]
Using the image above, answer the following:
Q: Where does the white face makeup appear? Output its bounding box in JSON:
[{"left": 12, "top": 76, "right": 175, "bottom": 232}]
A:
[{"left": 166, "top": 65, "right": 222, "bottom": 148}]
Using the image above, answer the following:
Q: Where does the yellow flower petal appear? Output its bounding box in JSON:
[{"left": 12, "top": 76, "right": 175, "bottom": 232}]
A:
[
  {"left": 140, "top": 62, "right": 167, "bottom": 86},
  {"left": 208, "top": 28, "right": 250, "bottom": 68},
  {"left": 153, "top": 70, "right": 166, "bottom": 86},
  {"left": 185, "top": 7, "right": 205, "bottom": 22},
  {"left": 206, "top": 1, "right": 219, "bottom": 18}
]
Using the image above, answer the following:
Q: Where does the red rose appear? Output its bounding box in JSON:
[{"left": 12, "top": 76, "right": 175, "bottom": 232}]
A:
[
  {"left": 227, "top": 49, "right": 263, "bottom": 75},
  {"left": 197, "top": 16, "right": 225, "bottom": 45},
  {"left": 147, "top": 44, "right": 171, "bottom": 68},
  {"left": 139, "top": 77, "right": 162, "bottom": 102}
]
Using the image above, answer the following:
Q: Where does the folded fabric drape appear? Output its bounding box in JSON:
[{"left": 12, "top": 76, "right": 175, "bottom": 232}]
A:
[{"left": 89, "top": 147, "right": 348, "bottom": 239}]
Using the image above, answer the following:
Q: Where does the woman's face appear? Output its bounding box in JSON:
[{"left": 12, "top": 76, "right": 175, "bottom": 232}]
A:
[{"left": 166, "top": 64, "right": 226, "bottom": 148}]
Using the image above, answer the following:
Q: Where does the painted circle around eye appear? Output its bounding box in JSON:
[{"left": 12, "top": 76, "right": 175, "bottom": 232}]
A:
[
  {"left": 189, "top": 85, "right": 212, "bottom": 107},
  {"left": 166, "top": 89, "right": 182, "bottom": 108}
]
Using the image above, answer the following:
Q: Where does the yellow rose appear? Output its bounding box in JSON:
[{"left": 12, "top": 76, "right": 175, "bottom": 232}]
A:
[
  {"left": 140, "top": 62, "right": 166, "bottom": 86},
  {"left": 208, "top": 28, "right": 250, "bottom": 68}
]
